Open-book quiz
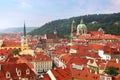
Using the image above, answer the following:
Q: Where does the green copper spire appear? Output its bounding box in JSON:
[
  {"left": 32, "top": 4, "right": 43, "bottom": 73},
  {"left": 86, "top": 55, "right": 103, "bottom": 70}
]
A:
[{"left": 23, "top": 22, "right": 26, "bottom": 38}]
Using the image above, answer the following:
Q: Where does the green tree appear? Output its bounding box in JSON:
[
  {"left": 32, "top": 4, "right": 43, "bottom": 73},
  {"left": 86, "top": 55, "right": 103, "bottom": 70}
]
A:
[
  {"left": 104, "top": 66, "right": 119, "bottom": 76},
  {"left": 12, "top": 49, "right": 19, "bottom": 55}
]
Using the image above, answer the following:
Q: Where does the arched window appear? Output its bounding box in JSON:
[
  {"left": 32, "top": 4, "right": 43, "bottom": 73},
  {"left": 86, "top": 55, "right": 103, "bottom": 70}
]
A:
[
  {"left": 26, "top": 69, "right": 30, "bottom": 74},
  {"left": 16, "top": 70, "right": 21, "bottom": 76}
]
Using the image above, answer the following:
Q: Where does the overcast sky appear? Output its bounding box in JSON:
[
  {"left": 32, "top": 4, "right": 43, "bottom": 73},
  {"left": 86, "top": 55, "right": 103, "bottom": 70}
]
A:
[{"left": 0, "top": 0, "right": 120, "bottom": 29}]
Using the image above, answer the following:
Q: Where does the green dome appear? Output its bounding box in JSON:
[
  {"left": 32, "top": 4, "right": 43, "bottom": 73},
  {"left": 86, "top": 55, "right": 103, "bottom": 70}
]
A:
[{"left": 77, "top": 23, "right": 87, "bottom": 29}]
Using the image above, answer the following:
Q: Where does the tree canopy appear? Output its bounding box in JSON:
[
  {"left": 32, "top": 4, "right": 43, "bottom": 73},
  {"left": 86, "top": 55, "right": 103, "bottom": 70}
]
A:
[
  {"left": 29, "top": 13, "right": 120, "bottom": 37},
  {"left": 12, "top": 49, "right": 19, "bottom": 55},
  {"left": 104, "top": 66, "right": 119, "bottom": 76}
]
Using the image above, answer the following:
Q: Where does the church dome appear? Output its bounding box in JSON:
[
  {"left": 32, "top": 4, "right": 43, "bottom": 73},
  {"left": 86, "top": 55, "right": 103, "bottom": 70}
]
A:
[
  {"left": 77, "top": 23, "right": 87, "bottom": 29},
  {"left": 76, "top": 19, "right": 87, "bottom": 35},
  {"left": 77, "top": 19, "right": 87, "bottom": 29}
]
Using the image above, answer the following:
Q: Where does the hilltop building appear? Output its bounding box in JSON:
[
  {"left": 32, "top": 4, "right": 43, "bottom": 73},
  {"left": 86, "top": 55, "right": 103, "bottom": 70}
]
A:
[
  {"left": 71, "top": 19, "right": 87, "bottom": 37},
  {"left": 70, "top": 19, "right": 120, "bottom": 44}
]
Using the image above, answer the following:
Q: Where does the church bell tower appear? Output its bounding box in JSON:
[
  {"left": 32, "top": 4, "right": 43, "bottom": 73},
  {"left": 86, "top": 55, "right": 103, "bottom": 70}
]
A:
[
  {"left": 71, "top": 19, "right": 76, "bottom": 37},
  {"left": 21, "top": 22, "right": 28, "bottom": 50}
]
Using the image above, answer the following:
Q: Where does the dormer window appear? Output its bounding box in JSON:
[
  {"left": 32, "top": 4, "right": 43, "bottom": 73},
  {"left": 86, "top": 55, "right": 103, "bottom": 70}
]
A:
[
  {"left": 26, "top": 69, "right": 30, "bottom": 74},
  {"left": 6, "top": 71, "right": 11, "bottom": 78},
  {"left": 16, "top": 70, "right": 21, "bottom": 76}
]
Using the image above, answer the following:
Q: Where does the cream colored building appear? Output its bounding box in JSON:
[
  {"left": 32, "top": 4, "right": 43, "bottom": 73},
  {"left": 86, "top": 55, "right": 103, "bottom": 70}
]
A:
[{"left": 31, "top": 54, "right": 52, "bottom": 74}]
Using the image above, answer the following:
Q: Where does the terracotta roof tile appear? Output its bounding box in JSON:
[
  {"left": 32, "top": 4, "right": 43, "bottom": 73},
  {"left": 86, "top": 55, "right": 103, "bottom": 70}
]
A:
[{"left": 0, "top": 63, "right": 35, "bottom": 79}]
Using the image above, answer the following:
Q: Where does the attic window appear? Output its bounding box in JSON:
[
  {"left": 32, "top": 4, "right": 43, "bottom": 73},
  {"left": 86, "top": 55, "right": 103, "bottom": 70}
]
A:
[
  {"left": 16, "top": 70, "right": 21, "bottom": 76},
  {"left": 6, "top": 71, "right": 11, "bottom": 78},
  {"left": 26, "top": 69, "right": 30, "bottom": 74}
]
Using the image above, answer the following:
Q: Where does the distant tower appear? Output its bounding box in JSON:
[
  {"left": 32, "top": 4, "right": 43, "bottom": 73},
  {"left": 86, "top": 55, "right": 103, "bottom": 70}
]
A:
[
  {"left": 71, "top": 19, "right": 76, "bottom": 37},
  {"left": 54, "top": 28, "right": 58, "bottom": 39},
  {"left": 77, "top": 19, "right": 87, "bottom": 35},
  {"left": 54, "top": 27, "right": 57, "bottom": 35},
  {"left": 21, "top": 22, "right": 28, "bottom": 50}
]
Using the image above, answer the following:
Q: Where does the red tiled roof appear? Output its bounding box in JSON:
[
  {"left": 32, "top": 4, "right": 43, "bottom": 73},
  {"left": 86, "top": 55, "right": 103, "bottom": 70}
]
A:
[
  {"left": 67, "top": 57, "right": 88, "bottom": 68},
  {"left": 0, "top": 49, "right": 14, "bottom": 62},
  {"left": 113, "top": 76, "right": 120, "bottom": 80},
  {"left": 7, "top": 57, "right": 19, "bottom": 63},
  {"left": 89, "top": 31, "right": 104, "bottom": 36},
  {"left": 0, "top": 72, "right": 5, "bottom": 80},
  {"left": 89, "top": 44, "right": 104, "bottom": 51},
  {"left": 17, "top": 57, "right": 34, "bottom": 69},
  {"left": 60, "top": 54, "right": 71, "bottom": 64},
  {"left": 48, "top": 67, "right": 100, "bottom": 80},
  {"left": 3, "top": 40, "right": 21, "bottom": 47},
  {"left": 77, "top": 33, "right": 119, "bottom": 39},
  {"left": 32, "top": 54, "right": 52, "bottom": 62},
  {"left": 0, "top": 63, "right": 36, "bottom": 79},
  {"left": 50, "top": 67, "right": 72, "bottom": 80},
  {"left": 99, "top": 63, "right": 106, "bottom": 70},
  {"left": 45, "top": 34, "right": 61, "bottom": 39},
  {"left": 70, "top": 67, "right": 100, "bottom": 80}
]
